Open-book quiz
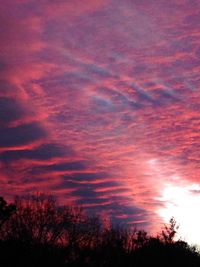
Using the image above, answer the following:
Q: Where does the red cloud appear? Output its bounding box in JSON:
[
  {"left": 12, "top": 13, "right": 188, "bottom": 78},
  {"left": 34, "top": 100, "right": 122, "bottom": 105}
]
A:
[{"left": 0, "top": 0, "right": 199, "bottom": 236}]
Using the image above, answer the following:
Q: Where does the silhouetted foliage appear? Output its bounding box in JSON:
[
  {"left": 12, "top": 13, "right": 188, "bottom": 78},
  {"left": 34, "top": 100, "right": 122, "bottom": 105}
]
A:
[
  {"left": 0, "top": 194, "right": 200, "bottom": 267},
  {"left": 0, "top": 196, "right": 15, "bottom": 232},
  {"left": 160, "top": 217, "right": 179, "bottom": 244}
]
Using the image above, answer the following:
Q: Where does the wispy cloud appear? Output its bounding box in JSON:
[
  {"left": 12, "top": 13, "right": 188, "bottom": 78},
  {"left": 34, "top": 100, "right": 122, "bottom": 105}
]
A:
[{"left": 0, "top": 0, "right": 200, "bottom": 233}]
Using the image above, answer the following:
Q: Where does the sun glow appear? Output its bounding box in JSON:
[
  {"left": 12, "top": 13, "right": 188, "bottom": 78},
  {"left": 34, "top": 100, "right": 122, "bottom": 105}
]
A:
[{"left": 158, "top": 183, "right": 200, "bottom": 245}]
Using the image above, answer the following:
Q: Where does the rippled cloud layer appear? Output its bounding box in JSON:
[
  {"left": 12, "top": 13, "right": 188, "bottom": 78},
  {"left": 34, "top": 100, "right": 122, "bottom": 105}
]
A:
[{"left": 0, "top": 0, "right": 200, "bottom": 233}]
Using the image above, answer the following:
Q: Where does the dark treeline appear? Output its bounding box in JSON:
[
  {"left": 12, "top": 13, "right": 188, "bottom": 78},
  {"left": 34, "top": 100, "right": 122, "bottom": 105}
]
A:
[{"left": 0, "top": 193, "right": 199, "bottom": 267}]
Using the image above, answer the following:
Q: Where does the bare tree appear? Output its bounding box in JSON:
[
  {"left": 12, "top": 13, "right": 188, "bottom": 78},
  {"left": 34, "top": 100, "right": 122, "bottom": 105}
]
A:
[
  {"left": 2, "top": 193, "right": 76, "bottom": 245},
  {"left": 160, "top": 217, "right": 179, "bottom": 244}
]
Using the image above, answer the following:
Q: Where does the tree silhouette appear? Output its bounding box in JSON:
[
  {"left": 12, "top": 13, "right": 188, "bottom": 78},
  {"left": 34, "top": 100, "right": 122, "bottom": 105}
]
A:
[
  {"left": 0, "top": 194, "right": 200, "bottom": 267},
  {"left": 0, "top": 196, "right": 15, "bottom": 230},
  {"left": 2, "top": 193, "right": 86, "bottom": 246},
  {"left": 160, "top": 217, "right": 179, "bottom": 244}
]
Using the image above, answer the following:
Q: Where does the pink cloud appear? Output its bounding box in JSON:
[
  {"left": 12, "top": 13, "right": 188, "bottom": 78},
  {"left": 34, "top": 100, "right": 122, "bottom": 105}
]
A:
[{"left": 0, "top": 0, "right": 200, "bottom": 235}]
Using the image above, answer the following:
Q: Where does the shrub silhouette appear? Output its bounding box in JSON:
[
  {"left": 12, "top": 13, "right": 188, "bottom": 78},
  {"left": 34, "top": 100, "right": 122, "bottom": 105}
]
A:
[
  {"left": 0, "top": 196, "right": 15, "bottom": 229},
  {"left": 0, "top": 193, "right": 200, "bottom": 267},
  {"left": 160, "top": 217, "right": 179, "bottom": 244}
]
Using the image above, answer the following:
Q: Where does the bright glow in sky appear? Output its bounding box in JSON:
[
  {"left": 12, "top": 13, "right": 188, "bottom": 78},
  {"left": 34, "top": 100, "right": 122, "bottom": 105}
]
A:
[{"left": 158, "top": 183, "right": 200, "bottom": 245}]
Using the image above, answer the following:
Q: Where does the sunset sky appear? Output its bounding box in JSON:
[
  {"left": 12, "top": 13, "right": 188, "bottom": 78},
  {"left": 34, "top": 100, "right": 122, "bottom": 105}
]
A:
[{"left": 1, "top": 0, "right": 200, "bottom": 244}]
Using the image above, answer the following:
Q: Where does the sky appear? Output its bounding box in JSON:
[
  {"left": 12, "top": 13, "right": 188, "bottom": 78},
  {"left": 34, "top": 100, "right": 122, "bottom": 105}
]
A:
[{"left": 0, "top": 0, "right": 200, "bottom": 244}]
